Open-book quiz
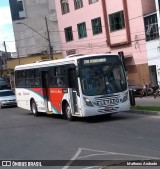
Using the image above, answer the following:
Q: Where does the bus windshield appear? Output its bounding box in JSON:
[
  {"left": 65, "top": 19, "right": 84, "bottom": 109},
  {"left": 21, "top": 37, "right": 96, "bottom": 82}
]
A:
[{"left": 80, "top": 64, "right": 127, "bottom": 96}]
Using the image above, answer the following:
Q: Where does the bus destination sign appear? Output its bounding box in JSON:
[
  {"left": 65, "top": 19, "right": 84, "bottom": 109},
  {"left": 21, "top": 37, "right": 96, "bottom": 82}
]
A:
[{"left": 83, "top": 58, "right": 106, "bottom": 64}]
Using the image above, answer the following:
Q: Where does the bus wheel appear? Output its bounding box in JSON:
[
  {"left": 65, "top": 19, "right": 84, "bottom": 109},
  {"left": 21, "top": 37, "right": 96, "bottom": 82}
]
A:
[
  {"left": 64, "top": 103, "right": 73, "bottom": 121},
  {"left": 31, "top": 100, "right": 39, "bottom": 116}
]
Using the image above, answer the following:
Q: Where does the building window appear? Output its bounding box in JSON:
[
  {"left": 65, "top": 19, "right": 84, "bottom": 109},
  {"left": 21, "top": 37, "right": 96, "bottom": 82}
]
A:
[
  {"left": 64, "top": 27, "right": 73, "bottom": 42},
  {"left": 18, "top": 0, "right": 24, "bottom": 11},
  {"left": 17, "top": 0, "right": 26, "bottom": 18},
  {"left": 144, "top": 13, "right": 159, "bottom": 41},
  {"left": 89, "top": 0, "right": 98, "bottom": 4},
  {"left": 91, "top": 17, "right": 102, "bottom": 35},
  {"left": 77, "top": 22, "right": 87, "bottom": 39},
  {"left": 61, "top": 0, "right": 70, "bottom": 14},
  {"left": 74, "top": 0, "right": 83, "bottom": 9},
  {"left": 109, "top": 11, "right": 125, "bottom": 32}
]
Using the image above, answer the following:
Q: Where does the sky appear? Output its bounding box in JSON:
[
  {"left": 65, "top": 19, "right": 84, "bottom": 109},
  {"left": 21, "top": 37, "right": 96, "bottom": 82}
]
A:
[{"left": 0, "top": 0, "right": 16, "bottom": 52}]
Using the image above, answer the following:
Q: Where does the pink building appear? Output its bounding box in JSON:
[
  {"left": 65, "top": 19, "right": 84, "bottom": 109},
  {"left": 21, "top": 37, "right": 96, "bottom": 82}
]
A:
[{"left": 55, "top": 0, "right": 156, "bottom": 85}]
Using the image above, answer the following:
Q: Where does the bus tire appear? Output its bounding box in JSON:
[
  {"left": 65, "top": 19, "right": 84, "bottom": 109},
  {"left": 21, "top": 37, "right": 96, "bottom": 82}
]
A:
[
  {"left": 64, "top": 103, "right": 73, "bottom": 121},
  {"left": 31, "top": 100, "right": 39, "bottom": 116},
  {"left": 106, "top": 114, "right": 112, "bottom": 118}
]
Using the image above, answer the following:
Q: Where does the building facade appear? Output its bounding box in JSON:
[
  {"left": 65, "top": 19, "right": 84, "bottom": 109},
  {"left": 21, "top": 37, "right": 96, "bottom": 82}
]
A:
[
  {"left": 9, "top": 0, "right": 160, "bottom": 86},
  {"left": 54, "top": 0, "right": 157, "bottom": 85},
  {"left": 9, "top": 0, "right": 62, "bottom": 60},
  {"left": 144, "top": 0, "right": 160, "bottom": 86},
  {"left": 0, "top": 50, "right": 11, "bottom": 78}
]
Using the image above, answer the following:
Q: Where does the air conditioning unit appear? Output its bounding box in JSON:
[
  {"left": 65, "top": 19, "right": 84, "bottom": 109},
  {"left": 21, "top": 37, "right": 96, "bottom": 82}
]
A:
[{"left": 62, "top": 0, "right": 68, "bottom": 3}]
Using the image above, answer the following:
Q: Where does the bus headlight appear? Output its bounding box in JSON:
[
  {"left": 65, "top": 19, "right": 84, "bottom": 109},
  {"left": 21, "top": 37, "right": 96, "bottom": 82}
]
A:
[
  {"left": 83, "top": 97, "right": 94, "bottom": 107},
  {"left": 122, "top": 92, "right": 128, "bottom": 102}
]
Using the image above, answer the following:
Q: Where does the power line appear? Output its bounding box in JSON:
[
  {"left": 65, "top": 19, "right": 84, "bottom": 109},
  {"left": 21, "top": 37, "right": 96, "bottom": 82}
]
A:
[
  {"left": 3, "top": 11, "right": 158, "bottom": 57},
  {"left": 2, "top": 12, "right": 151, "bottom": 44},
  {"left": 2, "top": 9, "right": 157, "bottom": 45},
  {"left": 15, "top": 34, "right": 150, "bottom": 51}
]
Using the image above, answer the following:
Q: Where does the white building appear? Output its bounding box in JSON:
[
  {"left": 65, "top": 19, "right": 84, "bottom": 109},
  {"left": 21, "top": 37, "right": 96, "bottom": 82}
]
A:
[
  {"left": 145, "top": 0, "right": 160, "bottom": 86},
  {"left": 9, "top": 0, "right": 61, "bottom": 59}
]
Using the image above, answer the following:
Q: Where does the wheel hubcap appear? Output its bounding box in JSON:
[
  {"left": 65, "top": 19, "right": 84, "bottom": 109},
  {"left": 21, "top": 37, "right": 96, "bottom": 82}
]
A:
[{"left": 66, "top": 106, "right": 71, "bottom": 119}]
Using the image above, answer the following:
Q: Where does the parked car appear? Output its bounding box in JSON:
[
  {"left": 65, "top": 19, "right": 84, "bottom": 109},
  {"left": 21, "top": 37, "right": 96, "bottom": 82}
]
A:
[
  {"left": 0, "top": 78, "right": 11, "bottom": 90},
  {"left": 128, "top": 82, "right": 143, "bottom": 97},
  {"left": 0, "top": 90, "right": 17, "bottom": 108}
]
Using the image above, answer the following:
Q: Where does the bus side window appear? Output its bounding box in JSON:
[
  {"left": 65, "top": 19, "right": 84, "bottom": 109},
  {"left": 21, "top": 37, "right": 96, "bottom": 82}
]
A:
[
  {"left": 35, "top": 78, "right": 40, "bottom": 87},
  {"left": 50, "top": 77, "right": 57, "bottom": 87},
  {"left": 30, "top": 79, "right": 35, "bottom": 87},
  {"left": 54, "top": 67, "right": 67, "bottom": 88},
  {"left": 34, "top": 69, "right": 41, "bottom": 87},
  {"left": 49, "top": 67, "right": 58, "bottom": 87},
  {"left": 57, "top": 77, "right": 65, "bottom": 87},
  {"left": 26, "top": 79, "right": 30, "bottom": 87},
  {"left": 17, "top": 70, "right": 25, "bottom": 87}
]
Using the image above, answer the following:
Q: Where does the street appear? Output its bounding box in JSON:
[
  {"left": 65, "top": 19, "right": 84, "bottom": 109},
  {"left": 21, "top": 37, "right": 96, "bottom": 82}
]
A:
[{"left": 0, "top": 107, "right": 160, "bottom": 169}]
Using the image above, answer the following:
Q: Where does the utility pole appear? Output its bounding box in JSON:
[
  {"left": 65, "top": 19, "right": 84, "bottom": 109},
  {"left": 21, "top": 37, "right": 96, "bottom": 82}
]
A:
[
  {"left": 17, "top": 46, "right": 20, "bottom": 65},
  {"left": 3, "top": 41, "right": 8, "bottom": 66},
  {"left": 17, "top": 22, "right": 53, "bottom": 60},
  {"left": 3, "top": 41, "right": 10, "bottom": 85},
  {"left": 45, "top": 17, "right": 53, "bottom": 60},
  {"left": 0, "top": 52, "right": 2, "bottom": 78}
]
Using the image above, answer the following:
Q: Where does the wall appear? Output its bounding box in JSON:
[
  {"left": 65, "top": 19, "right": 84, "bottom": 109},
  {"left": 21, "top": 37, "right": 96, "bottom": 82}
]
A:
[
  {"left": 7, "top": 53, "right": 63, "bottom": 69},
  {"left": 144, "top": 0, "right": 160, "bottom": 85},
  {"left": 127, "top": 63, "right": 150, "bottom": 85},
  {"left": 105, "top": 0, "right": 150, "bottom": 84},
  {"left": 11, "top": 0, "right": 61, "bottom": 57},
  {"left": 55, "top": 1, "right": 110, "bottom": 57},
  {"left": 141, "top": 0, "right": 156, "bottom": 15},
  {"left": 54, "top": 0, "right": 151, "bottom": 84}
]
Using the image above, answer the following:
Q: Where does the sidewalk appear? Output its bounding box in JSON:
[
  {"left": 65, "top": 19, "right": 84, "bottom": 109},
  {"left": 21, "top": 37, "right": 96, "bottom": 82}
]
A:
[
  {"left": 135, "top": 96, "right": 160, "bottom": 107},
  {"left": 131, "top": 96, "right": 160, "bottom": 116}
]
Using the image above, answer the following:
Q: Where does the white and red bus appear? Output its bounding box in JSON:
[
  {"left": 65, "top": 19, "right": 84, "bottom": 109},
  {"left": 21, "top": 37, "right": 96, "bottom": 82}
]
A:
[{"left": 14, "top": 54, "right": 130, "bottom": 120}]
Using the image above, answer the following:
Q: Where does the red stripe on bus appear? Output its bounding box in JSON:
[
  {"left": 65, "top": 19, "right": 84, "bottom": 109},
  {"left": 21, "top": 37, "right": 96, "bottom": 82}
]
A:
[{"left": 49, "top": 88, "right": 65, "bottom": 112}]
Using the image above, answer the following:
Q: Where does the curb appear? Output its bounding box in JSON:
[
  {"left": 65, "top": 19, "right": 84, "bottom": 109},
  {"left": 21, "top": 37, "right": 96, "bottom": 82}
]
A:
[{"left": 130, "top": 109, "right": 160, "bottom": 116}]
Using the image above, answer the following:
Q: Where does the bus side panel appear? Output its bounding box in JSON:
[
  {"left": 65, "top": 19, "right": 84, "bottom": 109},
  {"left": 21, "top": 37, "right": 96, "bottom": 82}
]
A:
[
  {"left": 15, "top": 88, "right": 46, "bottom": 112},
  {"left": 48, "top": 88, "right": 65, "bottom": 114},
  {"left": 31, "top": 88, "right": 46, "bottom": 112},
  {"left": 16, "top": 88, "right": 31, "bottom": 111}
]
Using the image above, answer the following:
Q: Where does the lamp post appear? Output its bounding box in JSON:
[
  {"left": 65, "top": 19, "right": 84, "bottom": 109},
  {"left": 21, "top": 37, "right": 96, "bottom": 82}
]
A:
[{"left": 16, "top": 21, "right": 53, "bottom": 60}]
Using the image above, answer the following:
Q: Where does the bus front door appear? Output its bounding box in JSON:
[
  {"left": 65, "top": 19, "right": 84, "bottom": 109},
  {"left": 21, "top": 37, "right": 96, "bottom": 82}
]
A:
[{"left": 68, "top": 68, "right": 80, "bottom": 115}]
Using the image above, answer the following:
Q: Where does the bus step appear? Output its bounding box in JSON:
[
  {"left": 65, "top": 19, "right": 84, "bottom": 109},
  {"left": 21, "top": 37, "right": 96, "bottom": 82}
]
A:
[{"left": 47, "top": 111, "right": 53, "bottom": 115}]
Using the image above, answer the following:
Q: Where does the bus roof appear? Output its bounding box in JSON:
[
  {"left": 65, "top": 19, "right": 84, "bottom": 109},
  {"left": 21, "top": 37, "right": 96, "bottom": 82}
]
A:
[{"left": 14, "top": 53, "right": 119, "bottom": 70}]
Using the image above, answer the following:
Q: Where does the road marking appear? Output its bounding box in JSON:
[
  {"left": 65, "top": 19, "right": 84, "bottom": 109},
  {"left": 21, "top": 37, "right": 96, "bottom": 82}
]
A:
[
  {"left": 62, "top": 147, "right": 160, "bottom": 169},
  {"left": 62, "top": 148, "right": 82, "bottom": 169},
  {"left": 81, "top": 166, "right": 103, "bottom": 169},
  {"left": 80, "top": 148, "right": 160, "bottom": 159}
]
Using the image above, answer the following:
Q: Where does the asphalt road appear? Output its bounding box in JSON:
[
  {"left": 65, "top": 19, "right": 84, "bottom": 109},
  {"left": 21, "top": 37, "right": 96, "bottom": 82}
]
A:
[{"left": 0, "top": 107, "right": 160, "bottom": 169}]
